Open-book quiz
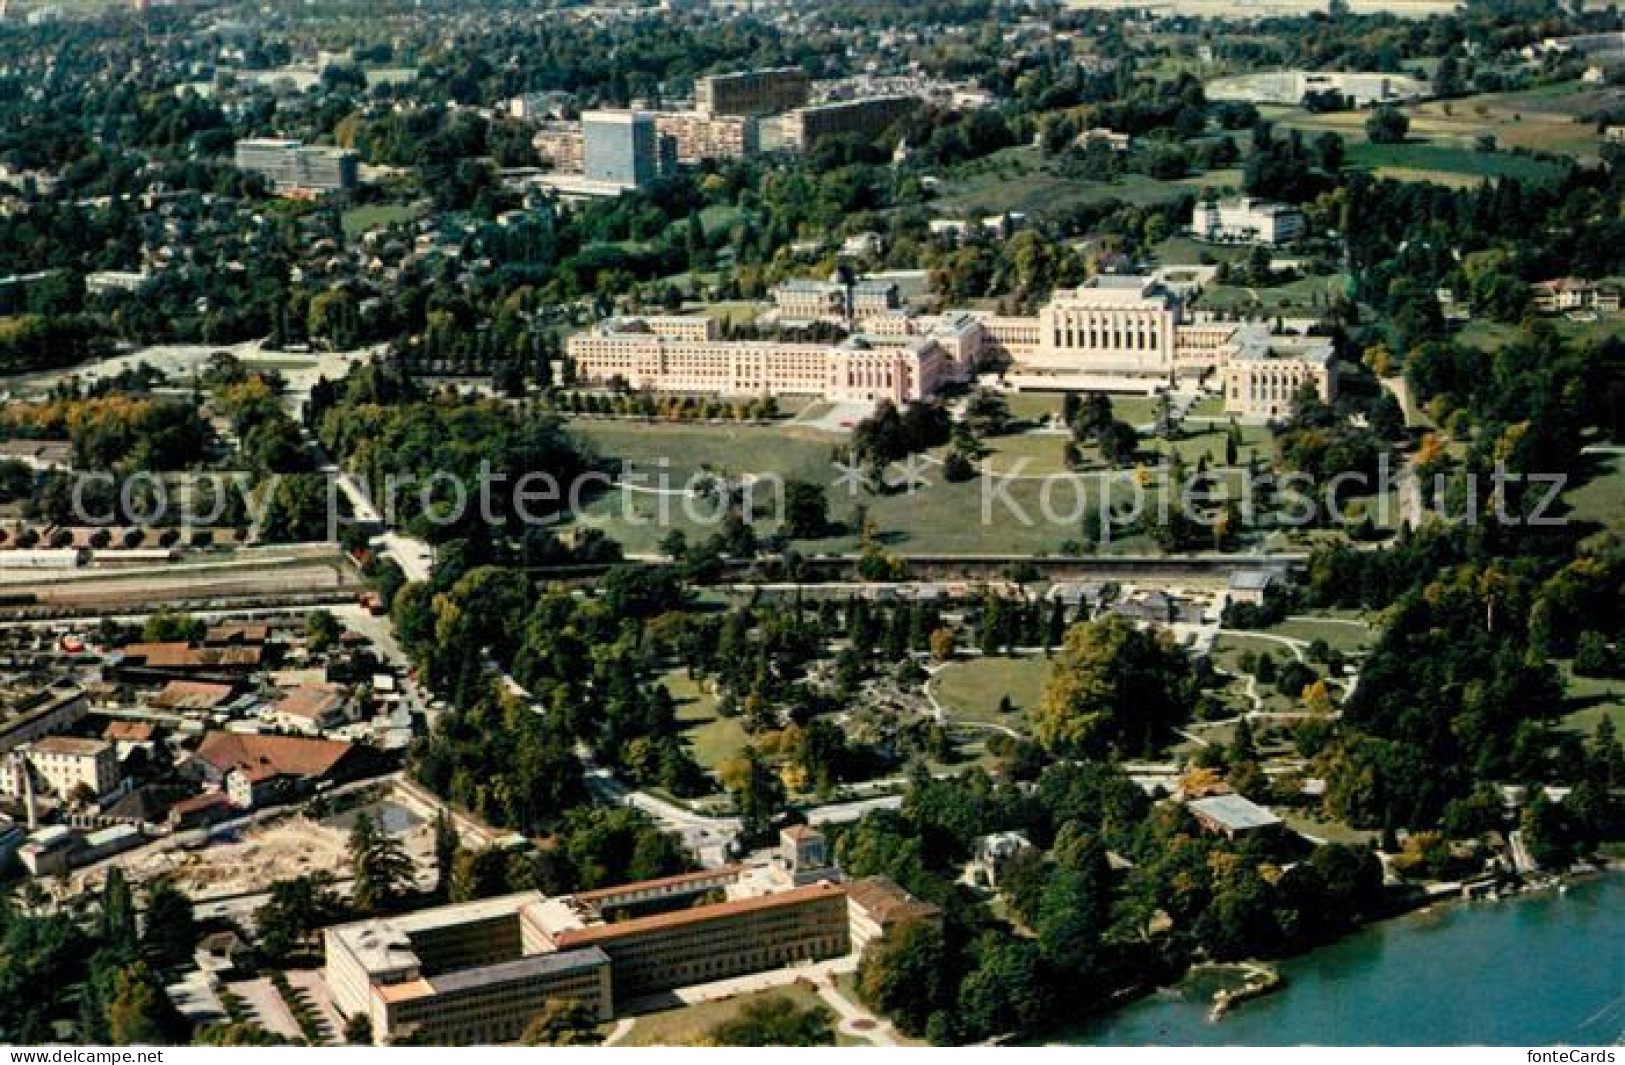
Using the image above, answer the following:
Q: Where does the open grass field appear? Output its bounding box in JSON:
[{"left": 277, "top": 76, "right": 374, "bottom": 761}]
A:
[
  {"left": 569, "top": 419, "right": 838, "bottom": 484},
  {"left": 1264, "top": 615, "right": 1375, "bottom": 654},
  {"left": 1153, "top": 235, "right": 1252, "bottom": 266},
  {"left": 660, "top": 668, "right": 748, "bottom": 774},
  {"left": 932, "top": 654, "right": 1050, "bottom": 730},
  {"left": 1557, "top": 661, "right": 1624, "bottom": 739},
  {"left": 1278, "top": 810, "right": 1379, "bottom": 846},
  {"left": 1150, "top": 422, "right": 1273, "bottom": 467},
  {"left": 1563, "top": 448, "right": 1625, "bottom": 544},
  {"left": 929, "top": 145, "right": 1238, "bottom": 218},
  {"left": 699, "top": 204, "right": 745, "bottom": 236},
  {"left": 561, "top": 416, "right": 1172, "bottom": 555},
  {"left": 340, "top": 201, "right": 425, "bottom": 239},
  {"left": 1260, "top": 84, "right": 1597, "bottom": 185},
  {"left": 1195, "top": 273, "right": 1352, "bottom": 317},
  {"left": 1208, "top": 633, "right": 1304, "bottom": 712},
  {"left": 618, "top": 983, "right": 832, "bottom": 1047},
  {"left": 1002, "top": 392, "right": 1064, "bottom": 423},
  {"left": 1456, "top": 315, "right": 1625, "bottom": 352},
  {"left": 563, "top": 415, "right": 1297, "bottom": 556},
  {"left": 1346, "top": 141, "right": 1570, "bottom": 187}
]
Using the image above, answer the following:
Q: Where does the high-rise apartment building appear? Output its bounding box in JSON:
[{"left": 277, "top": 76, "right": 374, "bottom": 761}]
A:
[
  {"left": 582, "top": 110, "right": 658, "bottom": 189},
  {"left": 695, "top": 67, "right": 810, "bottom": 117}
]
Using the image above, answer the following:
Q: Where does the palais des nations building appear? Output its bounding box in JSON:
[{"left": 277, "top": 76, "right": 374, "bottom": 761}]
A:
[{"left": 566, "top": 274, "right": 1336, "bottom": 420}]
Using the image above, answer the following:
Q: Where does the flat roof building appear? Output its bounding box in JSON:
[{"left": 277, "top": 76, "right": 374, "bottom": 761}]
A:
[
  {"left": 325, "top": 869, "right": 852, "bottom": 1042},
  {"left": 696, "top": 68, "right": 810, "bottom": 117},
  {"left": 779, "top": 96, "right": 922, "bottom": 152},
  {"left": 1188, "top": 793, "right": 1284, "bottom": 839},
  {"left": 1222, "top": 330, "right": 1337, "bottom": 420},
  {"left": 234, "top": 138, "right": 358, "bottom": 194},
  {"left": 582, "top": 110, "right": 659, "bottom": 189},
  {"left": 1192, "top": 197, "right": 1305, "bottom": 246}
]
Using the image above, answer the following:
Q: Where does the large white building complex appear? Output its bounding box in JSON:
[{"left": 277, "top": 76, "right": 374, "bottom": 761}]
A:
[
  {"left": 567, "top": 275, "right": 1336, "bottom": 418},
  {"left": 566, "top": 312, "right": 977, "bottom": 405},
  {"left": 1205, "top": 69, "right": 1429, "bottom": 106}
]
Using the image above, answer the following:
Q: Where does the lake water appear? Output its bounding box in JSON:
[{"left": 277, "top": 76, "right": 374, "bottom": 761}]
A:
[{"left": 1063, "top": 873, "right": 1625, "bottom": 1046}]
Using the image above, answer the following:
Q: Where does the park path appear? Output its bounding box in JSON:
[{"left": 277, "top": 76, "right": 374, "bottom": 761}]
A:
[{"left": 817, "top": 976, "right": 900, "bottom": 1047}]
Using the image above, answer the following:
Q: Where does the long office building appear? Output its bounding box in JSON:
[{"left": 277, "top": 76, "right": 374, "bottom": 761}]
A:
[
  {"left": 779, "top": 95, "right": 922, "bottom": 151},
  {"left": 696, "top": 67, "right": 811, "bottom": 117},
  {"left": 566, "top": 274, "right": 1335, "bottom": 417},
  {"left": 567, "top": 313, "right": 976, "bottom": 404},
  {"left": 233, "top": 138, "right": 358, "bottom": 194},
  {"left": 324, "top": 864, "right": 871, "bottom": 1044},
  {"left": 538, "top": 882, "right": 849, "bottom": 1006}
]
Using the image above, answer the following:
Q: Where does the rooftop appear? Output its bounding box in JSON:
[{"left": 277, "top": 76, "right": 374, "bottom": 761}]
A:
[
  {"left": 1228, "top": 570, "right": 1276, "bottom": 591},
  {"left": 272, "top": 683, "right": 347, "bottom": 722},
  {"left": 151, "top": 680, "right": 236, "bottom": 710},
  {"left": 844, "top": 875, "right": 942, "bottom": 927},
  {"left": 195, "top": 731, "right": 354, "bottom": 780},
  {"left": 1188, "top": 793, "right": 1283, "bottom": 832},
  {"left": 31, "top": 735, "right": 111, "bottom": 758},
  {"left": 330, "top": 891, "right": 545, "bottom": 976},
  {"left": 552, "top": 882, "right": 845, "bottom": 948},
  {"left": 423, "top": 947, "right": 609, "bottom": 998}
]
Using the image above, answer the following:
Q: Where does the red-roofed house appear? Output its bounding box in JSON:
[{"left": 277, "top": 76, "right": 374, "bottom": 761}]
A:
[
  {"left": 267, "top": 684, "right": 352, "bottom": 735},
  {"left": 192, "top": 731, "right": 367, "bottom": 809},
  {"left": 150, "top": 680, "right": 238, "bottom": 711}
]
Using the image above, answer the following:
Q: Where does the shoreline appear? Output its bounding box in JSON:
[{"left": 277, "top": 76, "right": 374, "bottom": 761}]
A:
[{"left": 1045, "top": 864, "right": 1621, "bottom": 1043}]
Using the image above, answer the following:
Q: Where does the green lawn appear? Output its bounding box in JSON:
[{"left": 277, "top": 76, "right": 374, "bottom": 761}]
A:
[
  {"left": 563, "top": 415, "right": 1170, "bottom": 556},
  {"left": 562, "top": 416, "right": 1290, "bottom": 557},
  {"left": 1153, "top": 235, "right": 1251, "bottom": 267},
  {"left": 340, "top": 201, "right": 424, "bottom": 239},
  {"left": 1147, "top": 423, "right": 1273, "bottom": 468},
  {"left": 1264, "top": 84, "right": 1601, "bottom": 170},
  {"left": 1346, "top": 140, "right": 1569, "bottom": 187},
  {"left": 930, "top": 145, "right": 1240, "bottom": 218},
  {"left": 1195, "top": 273, "right": 1352, "bottom": 317},
  {"left": 660, "top": 668, "right": 749, "bottom": 774},
  {"left": 932, "top": 654, "right": 1050, "bottom": 730},
  {"left": 699, "top": 205, "right": 745, "bottom": 236},
  {"left": 1207, "top": 633, "right": 1305, "bottom": 713},
  {"left": 1003, "top": 392, "right": 1063, "bottom": 423},
  {"left": 1558, "top": 661, "right": 1624, "bottom": 739},
  {"left": 1278, "top": 810, "right": 1378, "bottom": 847},
  {"left": 1264, "top": 615, "right": 1375, "bottom": 655},
  {"left": 568, "top": 419, "right": 837, "bottom": 484},
  {"left": 618, "top": 983, "right": 832, "bottom": 1047},
  {"left": 1564, "top": 449, "right": 1625, "bottom": 543},
  {"left": 1456, "top": 316, "right": 1625, "bottom": 352}
]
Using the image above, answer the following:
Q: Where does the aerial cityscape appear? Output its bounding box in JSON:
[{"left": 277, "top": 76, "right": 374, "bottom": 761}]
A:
[{"left": 0, "top": 0, "right": 1619, "bottom": 1050}]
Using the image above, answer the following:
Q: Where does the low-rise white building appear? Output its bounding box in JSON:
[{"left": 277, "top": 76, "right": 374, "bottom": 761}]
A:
[
  {"left": 1222, "top": 330, "right": 1337, "bottom": 420},
  {"left": 1191, "top": 197, "right": 1305, "bottom": 246}
]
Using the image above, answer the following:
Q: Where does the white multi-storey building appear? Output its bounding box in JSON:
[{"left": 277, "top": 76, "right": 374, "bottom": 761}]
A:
[
  {"left": 0, "top": 736, "right": 119, "bottom": 801},
  {"left": 1191, "top": 197, "right": 1305, "bottom": 245},
  {"left": 1222, "top": 331, "right": 1338, "bottom": 419}
]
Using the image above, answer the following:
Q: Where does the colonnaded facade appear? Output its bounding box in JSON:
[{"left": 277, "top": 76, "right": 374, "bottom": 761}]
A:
[{"left": 565, "top": 274, "right": 1336, "bottom": 418}]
